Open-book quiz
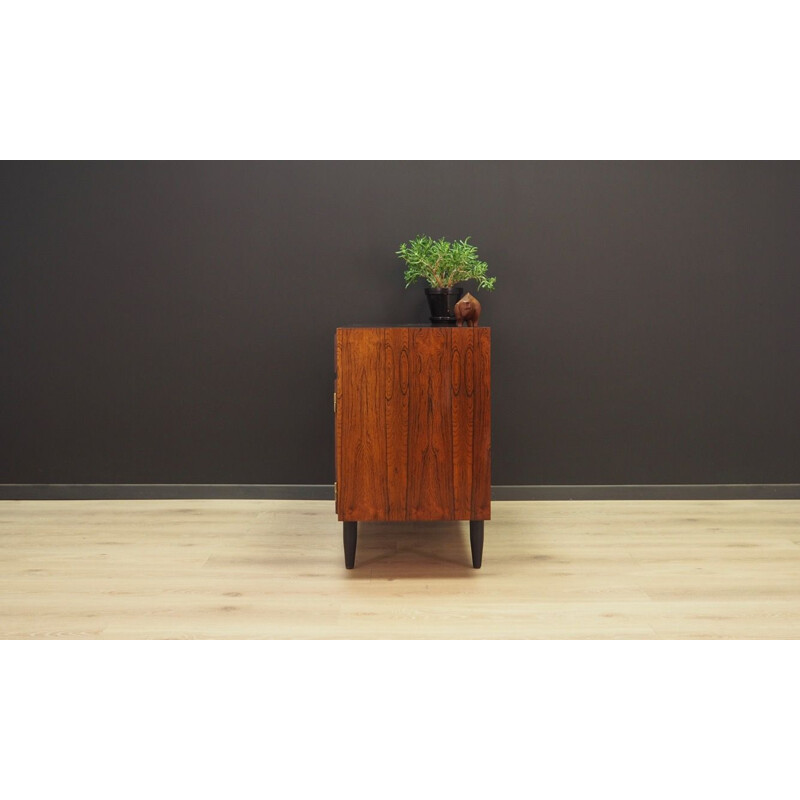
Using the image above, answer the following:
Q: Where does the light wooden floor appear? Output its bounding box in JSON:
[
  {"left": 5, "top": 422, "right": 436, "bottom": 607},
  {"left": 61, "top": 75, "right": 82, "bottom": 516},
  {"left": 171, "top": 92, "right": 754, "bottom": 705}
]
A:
[{"left": 1, "top": 499, "right": 799, "bottom": 639}]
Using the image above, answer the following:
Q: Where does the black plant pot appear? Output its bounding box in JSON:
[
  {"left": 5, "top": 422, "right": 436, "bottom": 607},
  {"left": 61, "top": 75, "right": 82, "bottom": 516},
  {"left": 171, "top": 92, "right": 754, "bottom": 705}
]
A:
[{"left": 425, "top": 287, "right": 463, "bottom": 326}]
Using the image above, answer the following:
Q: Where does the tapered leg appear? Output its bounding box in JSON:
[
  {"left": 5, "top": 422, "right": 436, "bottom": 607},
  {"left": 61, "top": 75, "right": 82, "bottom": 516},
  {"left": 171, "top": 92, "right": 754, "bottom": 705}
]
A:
[
  {"left": 470, "top": 520, "right": 484, "bottom": 568},
  {"left": 343, "top": 521, "right": 357, "bottom": 569}
]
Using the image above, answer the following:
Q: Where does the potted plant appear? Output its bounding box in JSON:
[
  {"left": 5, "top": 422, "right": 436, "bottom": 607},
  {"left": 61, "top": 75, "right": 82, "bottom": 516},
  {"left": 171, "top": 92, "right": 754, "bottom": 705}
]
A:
[{"left": 396, "top": 235, "right": 496, "bottom": 325}]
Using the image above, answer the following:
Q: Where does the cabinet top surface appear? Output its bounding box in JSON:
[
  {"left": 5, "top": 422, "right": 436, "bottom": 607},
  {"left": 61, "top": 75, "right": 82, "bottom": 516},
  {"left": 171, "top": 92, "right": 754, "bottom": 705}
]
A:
[{"left": 336, "top": 325, "right": 491, "bottom": 329}]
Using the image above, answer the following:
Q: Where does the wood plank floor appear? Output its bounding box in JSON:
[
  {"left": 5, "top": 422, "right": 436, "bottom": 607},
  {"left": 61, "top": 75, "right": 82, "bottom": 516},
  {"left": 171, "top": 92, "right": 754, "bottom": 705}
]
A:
[{"left": 1, "top": 499, "right": 799, "bottom": 639}]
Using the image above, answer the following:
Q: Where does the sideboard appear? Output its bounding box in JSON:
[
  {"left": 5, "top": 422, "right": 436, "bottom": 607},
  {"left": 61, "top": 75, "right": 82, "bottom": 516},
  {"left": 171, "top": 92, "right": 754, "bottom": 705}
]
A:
[{"left": 334, "top": 326, "right": 491, "bottom": 568}]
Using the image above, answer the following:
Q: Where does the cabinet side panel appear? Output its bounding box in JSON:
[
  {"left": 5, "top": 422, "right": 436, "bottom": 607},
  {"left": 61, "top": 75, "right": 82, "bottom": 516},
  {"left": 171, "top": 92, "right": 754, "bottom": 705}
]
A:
[
  {"left": 384, "top": 329, "right": 410, "bottom": 520},
  {"left": 335, "top": 330, "right": 342, "bottom": 517},
  {"left": 407, "top": 328, "right": 455, "bottom": 520},
  {"left": 451, "top": 328, "right": 475, "bottom": 519},
  {"left": 471, "top": 328, "right": 491, "bottom": 520},
  {"left": 338, "top": 329, "right": 389, "bottom": 520}
]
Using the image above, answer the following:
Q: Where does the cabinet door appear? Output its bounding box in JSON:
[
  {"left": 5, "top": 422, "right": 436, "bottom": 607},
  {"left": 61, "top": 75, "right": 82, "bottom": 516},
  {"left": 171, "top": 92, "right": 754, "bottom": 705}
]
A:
[
  {"left": 336, "top": 328, "right": 390, "bottom": 521},
  {"left": 336, "top": 328, "right": 411, "bottom": 522},
  {"left": 336, "top": 327, "right": 490, "bottom": 522}
]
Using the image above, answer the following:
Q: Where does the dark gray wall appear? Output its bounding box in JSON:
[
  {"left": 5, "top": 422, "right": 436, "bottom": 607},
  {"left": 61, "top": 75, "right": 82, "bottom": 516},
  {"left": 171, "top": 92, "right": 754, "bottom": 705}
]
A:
[{"left": 2, "top": 161, "right": 799, "bottom": 486}]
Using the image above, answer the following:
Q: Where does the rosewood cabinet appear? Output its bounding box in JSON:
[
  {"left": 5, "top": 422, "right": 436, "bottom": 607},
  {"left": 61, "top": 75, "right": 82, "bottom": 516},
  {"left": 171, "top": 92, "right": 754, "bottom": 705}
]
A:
[{"left": 335, "top": 326, "right": 491, "bottom": 568}]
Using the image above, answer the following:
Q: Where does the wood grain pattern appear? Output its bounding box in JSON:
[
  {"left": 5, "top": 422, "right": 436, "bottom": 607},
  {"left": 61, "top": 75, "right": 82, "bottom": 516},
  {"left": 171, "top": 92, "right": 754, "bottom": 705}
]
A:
[
  {"left": 471, "top": 328, "right": 491, "bottom": 519},
  {"left": 407, "top": 328, "right": 455, "bottom": 520},
  {"left": 337, "top": 329, "right": 388, "bottom": 520},
  {"left": 3, "top": 498, "right": 799, "bottom": 639},
  {"left": 384, "top": 329, "right": 409, "bottom": 520},
  {"left": 451, "top": 329, "right": 475, "bottom": 518},
  {"left": 336, "top": 327, "right": 490, "bottom": 522}
]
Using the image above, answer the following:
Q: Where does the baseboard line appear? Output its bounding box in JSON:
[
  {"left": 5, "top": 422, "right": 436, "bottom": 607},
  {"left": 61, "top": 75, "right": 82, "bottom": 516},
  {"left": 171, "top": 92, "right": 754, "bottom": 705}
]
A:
[
  {"left": 1, "top": 484, "right": 799, "bottom": 500},
  {"left": 0, "top": 484, "right": 334, "bottom": 500},
  {"left": 491, "top": 484, "right": 800, "bottom": 500}
]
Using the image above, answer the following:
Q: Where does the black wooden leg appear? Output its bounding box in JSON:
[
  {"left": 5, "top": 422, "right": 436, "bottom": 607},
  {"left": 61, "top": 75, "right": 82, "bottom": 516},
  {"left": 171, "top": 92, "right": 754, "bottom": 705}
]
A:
[
  {"left": 470, "top": 520, "right": 484, "bottom": 568},
  {"left": 343, "top": 521, "right": 357, "bottom": 569}
]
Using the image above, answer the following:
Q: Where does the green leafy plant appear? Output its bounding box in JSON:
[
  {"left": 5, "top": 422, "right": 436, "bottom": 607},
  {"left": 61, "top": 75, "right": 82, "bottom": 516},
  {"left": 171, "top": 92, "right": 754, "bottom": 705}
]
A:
[{"left": 396, "top": 235, "right": 496, "bottom": 291}]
